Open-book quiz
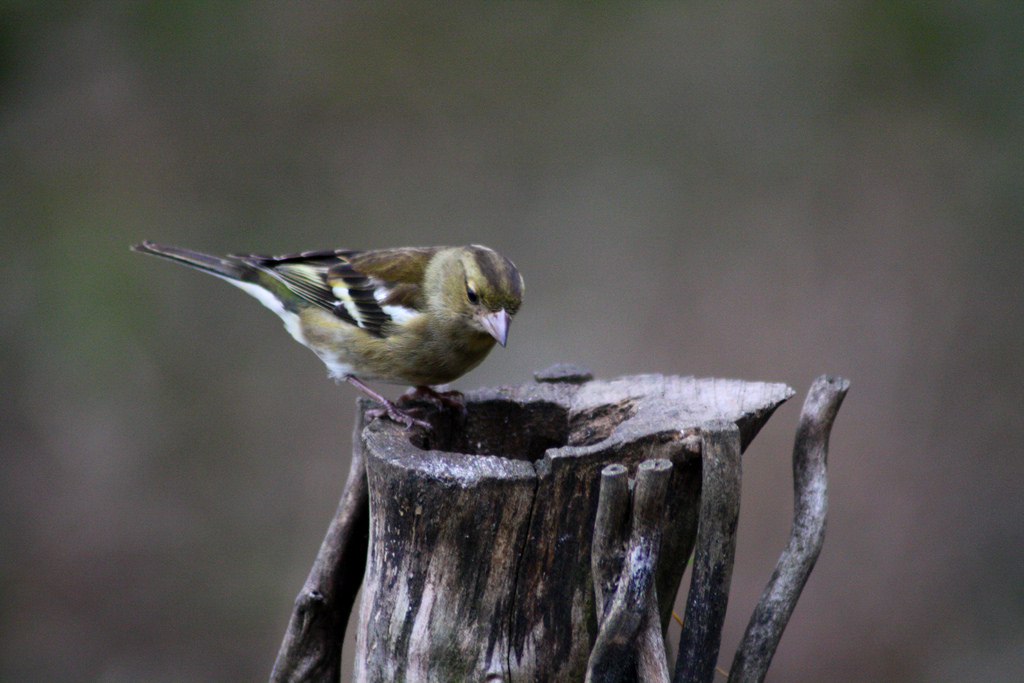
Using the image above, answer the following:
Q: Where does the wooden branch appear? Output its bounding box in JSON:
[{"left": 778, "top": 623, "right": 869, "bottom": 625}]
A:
[
  {"left": 262, "top": 369, "right": 850, "bottom": 682},
  {"left": 631, "top": 460, "right": 674, "bottom": 683},
  {"left": 269, "top": 408, "right": 371, "bottom": 683},
  {"left": 636, "top": 606, "right": 671, "bottom": 683},
  {"left": 673, "top": 420, "right": 742, "bottom": 683},
  {"left": 728, "top": 376, "right": 850, "bottom": 683},
  {"left": 586, "top": 459, "right": 673, "bottom": 683},
  {"left": 591, "top": 463, "right": 631, "bottom": 622},
  {"left": 266, "top": 371, "right": 794, "bottom": 682}
]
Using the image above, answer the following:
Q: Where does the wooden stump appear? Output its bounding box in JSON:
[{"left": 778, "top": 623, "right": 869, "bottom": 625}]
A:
[{"left": 351, "top": 370, "right": 794, "bottom": 682}]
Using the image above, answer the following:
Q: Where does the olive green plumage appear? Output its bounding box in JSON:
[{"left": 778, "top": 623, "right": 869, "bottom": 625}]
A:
[{"left": 131, "top": 241, "right": 523, "bottom": 425}]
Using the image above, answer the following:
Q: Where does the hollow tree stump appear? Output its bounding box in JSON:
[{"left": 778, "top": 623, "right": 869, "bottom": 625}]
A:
[{"left": 349, "top": 369, "right": 794, "bottom": 682}]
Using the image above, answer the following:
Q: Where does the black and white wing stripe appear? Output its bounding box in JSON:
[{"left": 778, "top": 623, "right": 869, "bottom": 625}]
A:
[
  {"left": 239, "top": 250, "right": 418, "bottom": 338},
  {"left": 327, "top": 262, "right": 392, "bottom": 337}
]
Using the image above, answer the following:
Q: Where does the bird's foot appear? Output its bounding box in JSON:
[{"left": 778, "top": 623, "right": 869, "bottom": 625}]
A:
[
  {"left": 345, "top": 375, "right": 432, "bottom": 430},
  {"left": 400, "top": 385, "right": 468, "bottom": 414},
  {"left": 364, "top": 401, "right": 432, "bottom": 430}
]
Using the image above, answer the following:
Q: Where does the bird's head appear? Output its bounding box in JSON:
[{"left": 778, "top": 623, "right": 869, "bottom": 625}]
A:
[{"left": 444, "top": 245, "right": 524, "bottom": 347}]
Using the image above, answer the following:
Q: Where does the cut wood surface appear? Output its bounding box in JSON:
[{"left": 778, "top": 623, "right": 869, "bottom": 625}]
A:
[{"left": 351, "top": 371, "right": 794, "bottom": 682}]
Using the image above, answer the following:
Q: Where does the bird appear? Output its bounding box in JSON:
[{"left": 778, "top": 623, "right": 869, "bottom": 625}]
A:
[{"left": 131, "top": 241, "right": 523, "bottom": 428}]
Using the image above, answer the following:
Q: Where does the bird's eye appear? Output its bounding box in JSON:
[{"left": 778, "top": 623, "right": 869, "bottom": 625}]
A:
[{"left": 466, "top": 282, "right": 480, "bottom": 304}]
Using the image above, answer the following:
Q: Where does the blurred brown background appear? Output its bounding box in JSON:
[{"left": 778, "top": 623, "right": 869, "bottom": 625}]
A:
[{"left": 2, "top": 3, "right": 1022, "bottom": 681}]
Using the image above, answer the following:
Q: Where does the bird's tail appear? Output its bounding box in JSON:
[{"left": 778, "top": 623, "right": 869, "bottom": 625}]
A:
[{"left": 130, "top": 241, "right": 255, "bottom": 281}]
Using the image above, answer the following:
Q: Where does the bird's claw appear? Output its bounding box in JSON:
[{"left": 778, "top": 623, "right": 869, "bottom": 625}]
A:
[
  {"left": 366, "top": 402, "right": 432, "bottom": 430},
  {"left": 401, "top": 385, "right": 468, "bottom": 415}
]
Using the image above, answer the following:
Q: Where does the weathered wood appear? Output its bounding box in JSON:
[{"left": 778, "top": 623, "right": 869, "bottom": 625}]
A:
[
  {"left": 353, "top": 422, "right": 537, "bottom": 681},
  {"left": 623, "top": 459, "right": 673, "bottom": 683},
  {"left": 636, "top": 607, "right": 672, "bottom": 683},
  {"left": 591, "top": 464, "right": 631, "bottom": 622},
  {"left": 728, "top": 376, "right": 850, "bottom": 683},
  {"left": 270, "top": 410, "right": 371, "bottom": 683},
  {"left": 587, "top": 459, "right": 673, "bottom": 683},
  {"left": 351, "top": 373, "right": 793, "bottom": 681},
  {"left": 673, "top": 421, "right": 742, "bottom": 683}
]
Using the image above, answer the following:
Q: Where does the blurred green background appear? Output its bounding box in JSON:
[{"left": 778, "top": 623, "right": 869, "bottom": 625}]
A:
[{"left": 2, "top": 3, "right": 1022, "bottom": 681}]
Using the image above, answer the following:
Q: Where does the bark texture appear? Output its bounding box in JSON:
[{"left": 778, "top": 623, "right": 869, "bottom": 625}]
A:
[
  {"left": 728, "top": 375, "right": 849, "bottom": 683},
  {"left": 350, "top": 372, "right": 794, "bottom": 682}
]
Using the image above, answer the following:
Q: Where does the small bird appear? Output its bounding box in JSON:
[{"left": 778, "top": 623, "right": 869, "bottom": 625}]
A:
[{"left": 131, "top": 241, "right": 523, "bottom": 427}]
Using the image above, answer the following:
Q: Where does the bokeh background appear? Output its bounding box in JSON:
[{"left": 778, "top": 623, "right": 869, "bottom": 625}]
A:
[{"left": 3, "top": 3, "right": 1022, "bottom": 681}]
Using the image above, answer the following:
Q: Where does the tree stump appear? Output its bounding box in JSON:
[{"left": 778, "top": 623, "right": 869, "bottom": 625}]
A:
[{"left": 270, "top": 368, "right": 849, "bottom": 683}]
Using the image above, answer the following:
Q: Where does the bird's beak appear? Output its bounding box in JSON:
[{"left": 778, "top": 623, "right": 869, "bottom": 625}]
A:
[{"left": 480, "top": 309, "right": 511, "bottom": 347}]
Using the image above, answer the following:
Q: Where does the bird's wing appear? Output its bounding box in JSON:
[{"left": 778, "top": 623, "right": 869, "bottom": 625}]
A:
[{"left": 238, "top": 248, "right": 437, "bottom": 338}]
